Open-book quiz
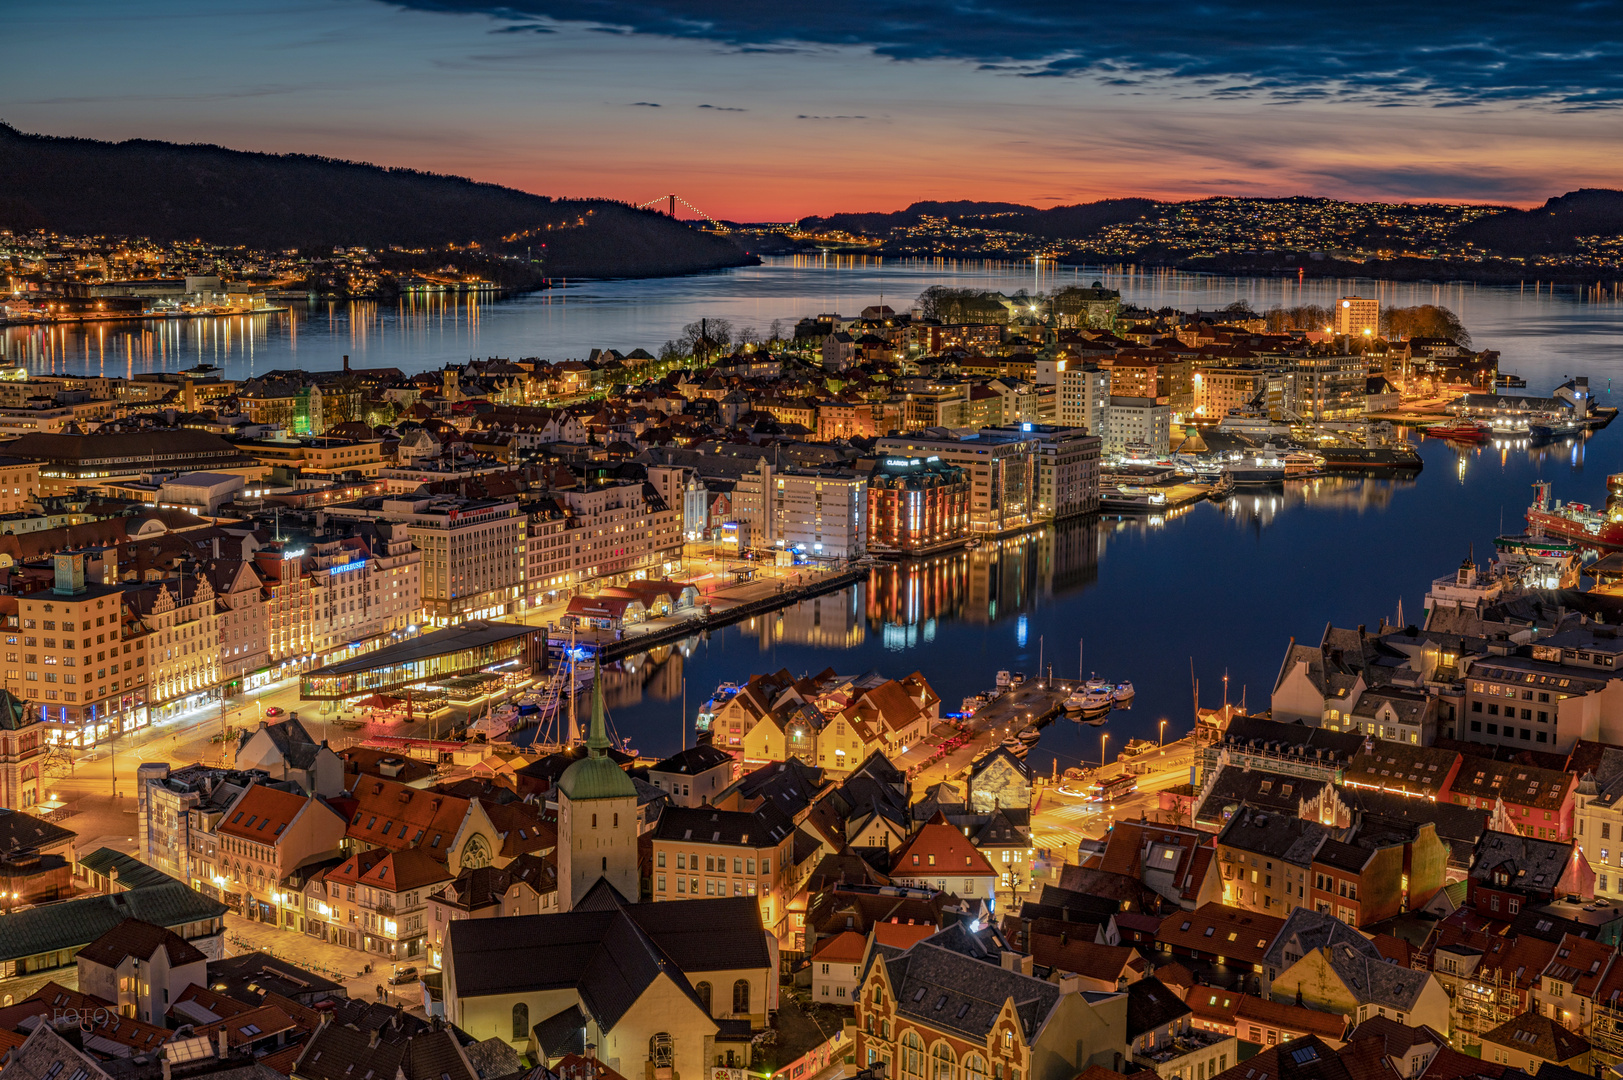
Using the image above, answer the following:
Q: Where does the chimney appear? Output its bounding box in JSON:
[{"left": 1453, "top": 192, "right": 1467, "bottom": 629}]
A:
[
  {"left": 218, "top": 1028, "right": 228, "bottom": 1058},
  {"left": 343, "top": 355, "right": 351, "bottom": 373},
  {"left": 162, "top": 1058, "right": 172, "bottom": 1080},
  {"left": 369, "top": 1029, "right": 382, "bottom": 1049}
]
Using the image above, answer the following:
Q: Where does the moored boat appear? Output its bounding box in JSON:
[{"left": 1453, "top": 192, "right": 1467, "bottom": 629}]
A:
[
  {"left": 1112, "top": 681, "right": 1135, "bottom": 703},
  {"left": 1526, "top": 480, "right": 1623, "bottom": 547},
  {"left": 1424, "top": 421, "right": 1488, "bottom": 442}
]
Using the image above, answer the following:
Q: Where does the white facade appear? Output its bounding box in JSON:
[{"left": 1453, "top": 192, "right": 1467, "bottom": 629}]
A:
[
  {"left": 1104, "top": 396, "right": 1172, "bottom": 454},
  {"left": 557, "top": 482, "right": 685, "bottom": 581},
  {"left": 328, "top": 497, "right": 522, "bottom": 626},
  {"left": 1058, "top": 363, "right": 1111, "bottom": 435},
  {"left": 770, "top": 469, "right": 867, "bottom": 559}
]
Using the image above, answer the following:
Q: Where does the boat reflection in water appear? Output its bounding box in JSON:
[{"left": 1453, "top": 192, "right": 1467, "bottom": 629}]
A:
[
  {"left": 1220, "top": 470, "right": 1421, "bottom": 529},
  {"left": 866, "top": 516, "right": 1103, "bottom": 636}
]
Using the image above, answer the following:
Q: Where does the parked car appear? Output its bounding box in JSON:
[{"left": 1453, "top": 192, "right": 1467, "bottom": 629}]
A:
[
  {"left": 388, "top": 966, "right": 418, "bottom": 985},
  {"left": 265, "top": 706, "right": 283, "bottom": 717}
]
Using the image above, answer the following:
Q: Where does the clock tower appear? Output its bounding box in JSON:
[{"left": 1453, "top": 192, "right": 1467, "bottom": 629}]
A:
[{"left": 556, "top": 676, "right": 639, "bottom": 910}]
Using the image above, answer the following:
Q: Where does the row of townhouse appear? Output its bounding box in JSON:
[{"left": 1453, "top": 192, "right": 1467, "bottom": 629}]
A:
[
  {"left": 141, "top": 720, "right": 557, "bottom": 963},
  {"left": 705, "top": 667, "right": 941, "bottom": 770}
]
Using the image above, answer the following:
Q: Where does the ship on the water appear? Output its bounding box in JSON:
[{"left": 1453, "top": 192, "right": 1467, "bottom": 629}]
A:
[
  {"left": 1310, "top": 422, "right": 1424, "bottom": 470},
  {"left": 1525, "top": 480, "right": 1623, "bottom": 548}
]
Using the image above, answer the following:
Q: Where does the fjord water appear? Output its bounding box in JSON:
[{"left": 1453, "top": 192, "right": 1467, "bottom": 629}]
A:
[{"left": 7, "top": 257, "right": 1623, "bottom": 769}]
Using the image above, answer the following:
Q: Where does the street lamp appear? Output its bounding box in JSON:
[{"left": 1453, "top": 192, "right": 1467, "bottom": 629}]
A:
[
  {"left": 1101, "top": 732, "right": 1109, "bottom": 767},
  {"left": 1159, "top": 719, "right": 1167, "bottom": 746}
]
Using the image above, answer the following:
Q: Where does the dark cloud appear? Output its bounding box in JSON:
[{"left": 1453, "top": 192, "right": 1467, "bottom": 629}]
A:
[
  {"left": 697, "top": 104, "right": 747, "bottom": 111},
  {"left": 797, "top": 114, "right": 867, "bottom": 120},
  {"left": 628, "top": 101, "right": 661, "bottom": 107},
  {"left": 1297, "top": 165, "right": 1550, "bottom": 201},
  {"left": 385, "top": 0, "right": 1623, "bottom": 108}
]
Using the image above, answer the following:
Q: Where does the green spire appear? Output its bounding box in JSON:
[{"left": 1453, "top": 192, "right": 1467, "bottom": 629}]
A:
[{"left": 587, "top": 675, "right": 610, "bottom": 754}]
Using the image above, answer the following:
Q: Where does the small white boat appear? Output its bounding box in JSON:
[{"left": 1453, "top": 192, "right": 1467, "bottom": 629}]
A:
[
  {"left": 1084, "top": 676, "right": 1110, "bottom": 691},
  {"left": 1079, "top": 688, "right": 1114, "bottom": 719},
  {"left": 1112, "top": 682, "right": 1135, "bottom": 703},
  {"left": 1064, "top": 691, "right": 1088, "bottom": 717},
  {"left": 1017, "top": 727, "right": 1041, "bottom": 745}
]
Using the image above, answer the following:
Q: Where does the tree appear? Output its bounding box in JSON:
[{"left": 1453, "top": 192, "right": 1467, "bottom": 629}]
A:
[
  {"left": 915, "top": 285, "right": 980, "bottom": 322},
  {"left": 1263, "top": 304, "right": 1332, "bottom": 332},
  {"left": 1381, "top": 304, "right": 1471, "bottom": 347},
  {"left": 678, "top": 317, "right": 734, "bottom": 362},
  {"left": 736, "top": 325, "right": 762, "bottom": 348},
  {"left": 768, "top": 318, "right": 786, "bottom": 345}
]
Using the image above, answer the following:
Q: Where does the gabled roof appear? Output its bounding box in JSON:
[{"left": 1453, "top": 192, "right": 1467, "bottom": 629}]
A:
[
  {"left": 1028, "top": 933, "right": 1142, "bottom": 984},
  {"left": 1156, "top": 903, "right": 1286, "bottom": 965},
  {"left": 813, "top": 930, "right": 869, "bottom": 964},
  {"left": 892, "top": 814, "right": 997, "bottom": 878},
  {"left": 1469, "top": 830, "right": 1580, "bottom": 896},
  {"left": 77, "top": 917, "right": 207, "bottom": 969},
  {"left": 249, "top": 718, "right": 324, "bottom": 771},
  {"left": 1321, "top": 938, "right": 1435, "bottom": 1011},
  {"left": 1127, "top": 976, "right": 1191, "bottom": 1038},
  {"left": 447, "top": 894, "right": 770, "bottom": 1029},
  {"left": 1265, "top": 908, "right": 1379, "bottom": 972},
  {"left": 292, "top": 1011, "right": 477, "bottom": 1080},
  {"left": 1479, "top": 1011, "right": 1590, "bottom": 1062},
  {"left": 345, "top": 777, "right": 470, "bottom": 854},
  {"left": 879, "top": 942, "right": 1064, "bottom": 1043},
  {"left": 327, "top": 847, "right": 455, "bottom": 892},
  {"left": 219, "top": 784, "right": 313, "bottom": 843}
]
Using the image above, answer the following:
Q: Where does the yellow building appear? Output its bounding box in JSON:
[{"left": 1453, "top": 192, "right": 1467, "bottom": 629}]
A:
[
  {"left": 129, "top": 574, "right": 220, "bottom": 721},
  {"left": 649, "top": 804, "right": 796, "bottom": 941},
  {"left": 16, "top": 553, "right": 148, "bottom": 748},
  {"left": 0, "top": 458, "right": 39, "bottom": 515}
]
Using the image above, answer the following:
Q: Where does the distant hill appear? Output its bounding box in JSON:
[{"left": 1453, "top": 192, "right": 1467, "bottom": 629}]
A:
[
  {"left": 1454, "top": 189, "right": 1623, "bottom": 255},
  {"left": 979, "top": 198, "right": 1158, "bottom": 240},
  {"left": 801, "top": 200, "right": 1038, "bottom": 234},
  {"left": 0, "top": 123, "right": 754, "bottom": 279},
  {"left": 801, "top": 197, "right": 1156, "bottom": 243}
]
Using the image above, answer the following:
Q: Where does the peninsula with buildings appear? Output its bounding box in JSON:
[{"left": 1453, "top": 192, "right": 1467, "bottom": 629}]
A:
[{"left": 0, "top": 275, "right": 1618, "bottom": 1080}]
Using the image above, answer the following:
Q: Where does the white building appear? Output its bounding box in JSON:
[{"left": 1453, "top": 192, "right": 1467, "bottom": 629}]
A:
[
  {"left": 303, "top": 522, "right": 422, "bottom": 661},
  {"left": 1104, "top": 396, "right": 1171, "bottom": 455},
  {"left": 1057, "top": 362, "right": 1111, "bottom": 435},
  {"left": 327, "top": 496, "right": 521, "bottom": 626},
  {"left": 771, "top": 467, "right": 867, "bottom": 560},
  {"left": 557, "top": 481, "right": 685, "bottom": 582}
]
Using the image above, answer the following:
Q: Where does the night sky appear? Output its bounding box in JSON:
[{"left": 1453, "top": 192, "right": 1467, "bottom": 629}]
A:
[{"left": 10, "top": 0, "right": 1623, "bottom": 220}]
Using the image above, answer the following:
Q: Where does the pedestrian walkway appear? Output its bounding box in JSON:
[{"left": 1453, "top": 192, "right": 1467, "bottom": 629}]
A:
[{"left": 223, "top": 913, "right": 422, "bottom": 1010}]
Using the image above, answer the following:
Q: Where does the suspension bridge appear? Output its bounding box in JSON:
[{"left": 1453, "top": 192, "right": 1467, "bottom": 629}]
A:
[{"left": 635, "top": 194, "right": 730, "bottom": 232}]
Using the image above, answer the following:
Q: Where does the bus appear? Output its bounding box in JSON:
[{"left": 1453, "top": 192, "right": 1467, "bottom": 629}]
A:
[{"left": 1087, "top": 774, "right": 1137, "bottom": 804}]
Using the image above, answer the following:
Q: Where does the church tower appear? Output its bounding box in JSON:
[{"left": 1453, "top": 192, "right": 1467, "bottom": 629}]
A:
[{"left": 556, "top": 677, "right": 639, "bottom": 911}]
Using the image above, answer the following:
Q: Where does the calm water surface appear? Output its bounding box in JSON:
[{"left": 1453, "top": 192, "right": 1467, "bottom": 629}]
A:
[{"left": 7, "top": 257, "right": 1623, "bottom": 769}]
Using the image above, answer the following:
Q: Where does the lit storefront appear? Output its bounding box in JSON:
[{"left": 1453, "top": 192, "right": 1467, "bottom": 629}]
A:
[{"left": 300, "top": 619, "right": 547, "bottom": 700}]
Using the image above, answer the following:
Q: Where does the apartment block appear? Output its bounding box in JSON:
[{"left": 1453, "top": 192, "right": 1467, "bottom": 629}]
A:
[{"left": 875, "top": 430, "right": 1039, "bottom": 535}]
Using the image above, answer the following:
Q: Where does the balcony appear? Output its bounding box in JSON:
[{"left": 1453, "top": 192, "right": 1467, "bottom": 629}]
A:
[{"left": 1134, "top": 1029, "right": 1233, "bottom": 1071}]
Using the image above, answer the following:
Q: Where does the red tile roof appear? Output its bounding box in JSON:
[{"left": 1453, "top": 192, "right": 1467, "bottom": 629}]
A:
[
  {"left": 325, "top": 847, "right": 453, "bottom": 893},
  {"left": 813, "top": 930, "right": 868, "bottom": 964},
  {"left": 345, "top": 777, "right": 470, "bottom": 854},
  {"left": 220, "top": 784, "right": 312, "bottom": 843},
  {"left": 892, "top": 814, "right": 997, "bottom": 878},
  {"left": 873, "top": 922, "right": 938, "bottom": 950},
  {"left": 1156, "top": 903, "right": 1286, "bottom": 965}
]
